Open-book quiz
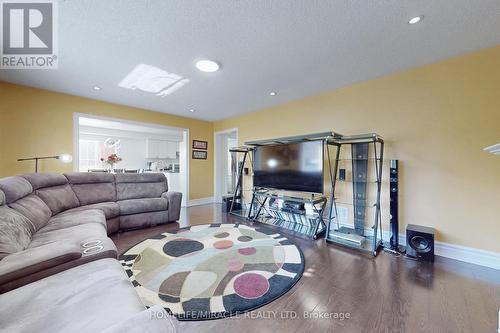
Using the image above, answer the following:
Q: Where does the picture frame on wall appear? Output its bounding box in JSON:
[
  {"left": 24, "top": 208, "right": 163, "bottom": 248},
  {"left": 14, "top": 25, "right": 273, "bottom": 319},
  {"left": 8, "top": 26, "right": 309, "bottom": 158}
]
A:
[
  {"left": 192, "top": 140, "right": 208, "bottom": 150},
  {"left": 192, "top": 150, "right": 207, "bottom": 160}
]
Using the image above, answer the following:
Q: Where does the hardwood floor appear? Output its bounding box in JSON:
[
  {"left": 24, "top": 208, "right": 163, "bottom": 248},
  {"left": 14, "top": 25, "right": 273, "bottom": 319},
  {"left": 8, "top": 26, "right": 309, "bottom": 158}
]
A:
[{"left": 111, "top": 204, "right": 500, "bottom": 333}]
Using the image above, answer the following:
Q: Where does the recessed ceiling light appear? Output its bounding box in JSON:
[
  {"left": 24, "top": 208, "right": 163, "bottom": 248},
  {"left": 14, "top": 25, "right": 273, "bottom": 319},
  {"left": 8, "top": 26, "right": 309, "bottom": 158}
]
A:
[
  {"left": 189, "top": 109, "right": 195, "bottom": 113},
  {"left": 408, "top": 16, "right": 423, "bottom": 25},
  {"left": 269, "top": 91, "right": 277, "bottom": 96},
  {"left": 93, "top": 86, "right": 102, "bottom": 91},
  {"left": 195, "top": 60, "right": 220, "bottom": 73}
]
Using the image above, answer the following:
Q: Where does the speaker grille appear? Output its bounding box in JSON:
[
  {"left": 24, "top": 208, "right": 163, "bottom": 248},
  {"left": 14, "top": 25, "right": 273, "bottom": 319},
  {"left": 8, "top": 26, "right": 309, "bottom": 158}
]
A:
[{"left": 410, "top": 235, "right": 432, "bottom": 253}]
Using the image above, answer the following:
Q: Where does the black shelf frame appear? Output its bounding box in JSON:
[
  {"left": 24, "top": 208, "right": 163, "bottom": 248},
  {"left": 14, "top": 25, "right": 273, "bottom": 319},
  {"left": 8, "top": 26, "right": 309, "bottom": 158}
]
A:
[
  {"left": 228, "top": 132, "right": 342, "bottom": 239},
  {"left": 227, "top": 131, "right": 384, "bottom": 253}
]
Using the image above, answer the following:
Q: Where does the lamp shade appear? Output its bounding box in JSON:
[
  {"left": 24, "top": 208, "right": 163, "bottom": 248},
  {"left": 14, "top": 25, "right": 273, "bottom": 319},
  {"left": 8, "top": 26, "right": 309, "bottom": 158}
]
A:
[{"left": 58, "top": 154, "right": 73, "bottom": 163}]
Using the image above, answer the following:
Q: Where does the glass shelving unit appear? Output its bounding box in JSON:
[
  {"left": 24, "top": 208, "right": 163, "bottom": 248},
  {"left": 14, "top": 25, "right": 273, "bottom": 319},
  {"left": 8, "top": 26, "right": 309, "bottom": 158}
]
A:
[
  {"left": 325, "top": 134, "right": 384, "bottom": 256},
  {"left": 227, "top": 146, "right": 254, "bottom": 219}
]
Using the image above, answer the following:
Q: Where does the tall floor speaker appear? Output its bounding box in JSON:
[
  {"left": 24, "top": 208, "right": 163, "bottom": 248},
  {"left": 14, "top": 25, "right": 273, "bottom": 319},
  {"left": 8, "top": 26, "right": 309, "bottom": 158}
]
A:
[{"left": 389, "top": 160, "right": 404, "bottom": 252}]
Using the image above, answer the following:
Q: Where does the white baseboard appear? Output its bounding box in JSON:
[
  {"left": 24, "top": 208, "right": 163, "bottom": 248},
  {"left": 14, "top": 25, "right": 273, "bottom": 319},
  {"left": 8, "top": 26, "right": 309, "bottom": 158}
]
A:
[
  {"left": 187, "top": 197, "right": 215, "bottom": 207},
  {"left": 434, "top": 242, "right": 500, "bottom": 271},
  {"left": 379, "top": 229, "right": 500, "bottom": 271},
  {"left": 330, "top": 222, "right": 500, "bottom": 270}
]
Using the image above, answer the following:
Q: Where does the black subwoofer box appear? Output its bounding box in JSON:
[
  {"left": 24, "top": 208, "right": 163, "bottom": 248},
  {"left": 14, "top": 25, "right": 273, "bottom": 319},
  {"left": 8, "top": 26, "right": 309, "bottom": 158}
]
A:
[{"left": 406, "top": 224, "right": 435, "bottom": 262}]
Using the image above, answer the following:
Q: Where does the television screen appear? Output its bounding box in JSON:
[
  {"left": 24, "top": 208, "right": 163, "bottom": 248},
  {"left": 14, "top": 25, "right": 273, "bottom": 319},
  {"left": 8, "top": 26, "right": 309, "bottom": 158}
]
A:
[{"left": 253, "top": 140, "right": 324, "bottom": 193}]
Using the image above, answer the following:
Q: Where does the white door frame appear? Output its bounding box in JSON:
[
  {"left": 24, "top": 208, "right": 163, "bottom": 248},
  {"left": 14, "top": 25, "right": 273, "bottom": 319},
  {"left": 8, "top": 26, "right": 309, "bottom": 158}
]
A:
[
  {"left": 214, "top": 128, "right": 239, "bottom": 203},
  {"left": 73, "top": 112, "right": 189, "bottom": 207}
]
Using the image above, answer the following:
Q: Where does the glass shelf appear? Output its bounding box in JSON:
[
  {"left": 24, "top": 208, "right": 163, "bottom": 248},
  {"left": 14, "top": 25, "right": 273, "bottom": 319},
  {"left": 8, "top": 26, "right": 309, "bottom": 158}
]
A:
[
  {"left": 335, "top": 179, "right": 380, "bottom": 183},
  {"left": 333, "top": 200, "right": 376, "bottom": 208},
  {"left": 267, "top": 208, "right": 322, "bottom": 225},
  {"left": 326, "top": 226, "right": 382, "bottom": 255},
  {"left": 336, "top": 158, "right": 382, "bottom": 161},
  {"left": 253, "top": 214, "right": 325, "bottom": 240},
  {"left": 229, "top": 206, "right": 251, "bottom": 219}
]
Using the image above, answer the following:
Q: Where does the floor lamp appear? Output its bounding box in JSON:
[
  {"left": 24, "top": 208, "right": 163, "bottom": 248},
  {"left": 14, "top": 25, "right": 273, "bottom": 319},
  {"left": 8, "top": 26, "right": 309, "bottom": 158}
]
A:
[{"left": 17, "top": 154, "right": 73, "bottom": 173}]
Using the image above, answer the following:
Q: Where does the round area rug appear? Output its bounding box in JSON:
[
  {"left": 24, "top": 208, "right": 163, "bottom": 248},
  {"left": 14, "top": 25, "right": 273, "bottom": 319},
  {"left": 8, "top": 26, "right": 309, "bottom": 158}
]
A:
[{"left": 119, "top": 223, "right": 304, "bottom": 320}]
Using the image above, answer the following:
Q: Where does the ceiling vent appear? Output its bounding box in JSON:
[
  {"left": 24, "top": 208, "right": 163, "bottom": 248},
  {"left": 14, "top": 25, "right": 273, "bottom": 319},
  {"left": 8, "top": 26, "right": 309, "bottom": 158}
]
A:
[
  {"left": 483, "top": 143, "right": 500, "bottom": 155},
  {"left": 118, "top": 64, "right": 189, "bottom": 97}
]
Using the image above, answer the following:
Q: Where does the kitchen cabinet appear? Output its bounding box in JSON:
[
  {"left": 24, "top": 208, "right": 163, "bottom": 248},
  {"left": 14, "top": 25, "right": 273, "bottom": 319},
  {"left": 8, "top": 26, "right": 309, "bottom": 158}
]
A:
[
  {"left": 164, "top": 172, "right": 181, "bottom": 193},
  {"left": 147, "top": 139, "right": 178, "bottom": 159},
  {"left": 166, "top": 142, "right": 178, "bottom": 159}
]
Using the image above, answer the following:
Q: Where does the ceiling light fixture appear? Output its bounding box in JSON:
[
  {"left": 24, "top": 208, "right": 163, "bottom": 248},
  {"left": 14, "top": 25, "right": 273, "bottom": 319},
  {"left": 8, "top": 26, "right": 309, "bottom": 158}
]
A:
[
  {"left": 269, "top": 91, "right": 277, "bottom": 96},
  {"left": 189, "top": 109, "right": 195, "bottom": 113},
  {"left": 408, "top": 16, "right": 423, "bottom": 25},
  {"left": 93, "top": 86, "right": 102, "bottom": 91},
  {"left": 118, "top": 64, "right": 189, "bottom": 97},
  {"left": 195, "top": 60, "right": 220, "bottom": 73}
]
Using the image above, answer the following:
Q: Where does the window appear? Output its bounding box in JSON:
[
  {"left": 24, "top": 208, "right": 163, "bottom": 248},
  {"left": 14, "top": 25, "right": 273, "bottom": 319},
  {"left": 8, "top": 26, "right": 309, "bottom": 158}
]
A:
[{"left": 79, "top": 140, "right": 102, "bottom": 171}]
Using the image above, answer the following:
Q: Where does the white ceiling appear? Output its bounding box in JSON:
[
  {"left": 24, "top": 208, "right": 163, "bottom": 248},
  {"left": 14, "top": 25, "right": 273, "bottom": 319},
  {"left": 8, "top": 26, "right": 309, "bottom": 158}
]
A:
[{"left": 1, "top": 1, "right": 499, "bottom": 121}]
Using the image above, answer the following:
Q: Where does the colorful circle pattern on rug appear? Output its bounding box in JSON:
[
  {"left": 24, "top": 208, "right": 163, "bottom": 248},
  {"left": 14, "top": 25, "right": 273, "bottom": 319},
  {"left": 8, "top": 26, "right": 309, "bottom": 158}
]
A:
[{"left": 119, "top": 223, "right": 304, "bottom": 320}]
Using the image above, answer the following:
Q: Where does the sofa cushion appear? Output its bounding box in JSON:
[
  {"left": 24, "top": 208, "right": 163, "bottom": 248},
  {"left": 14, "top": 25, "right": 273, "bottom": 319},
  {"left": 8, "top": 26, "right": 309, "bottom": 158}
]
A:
[
  {"left": 41, "top": 209, "right": 107, "bottom": 233},
  {"left": 114, "top": 173, "right": 167, "bottom": 200},
  {"left": 63, "top": 202, "right": 120, "bottom": 220},
  {"left": 21, "top": 173, "right": 68, "bottom": 190},
  {"left": 0, "top": 206, "right": 34, "bottom": 259},
  {"left": 115, "top": 173, "right": 166, "bottom": 184},
  {"left": 35, "top": 184, "right": 80, "bottom": 216},
  {"left": 9, "top": 194, "right": 51, "bottom": 231},
  {"left": 119, "top": 210, "right": 169, "bottom": 230},
  {"left": 106, "top": 217, "right": 120, "bottom": 235},
  {"left": 1, "top": 237, "right": 117, "bottom": 294},
  {"left": 162, "top": 191, "right": 182, "bottom": 222},
  {"left": 20, "top": 173, "right": 81, "bottom": 216},
  {"left": 64, "top": 172, "right": 115, "bottom": 184},
  {"left": 118, "top": 198, "right": 168, "bottom": 216},
  {"left": 30, "top": 219, "right": 107, "bottom": 248},
  {"left": 0, "top": 190, "right": 5, "bottom": 206},
  {"left": 0, "top": 241, "right": 82, "bottom": 286},
  {"left": 65, "top": 172, "right": 116, "bottom": 205},
  {"left": 0, "top": 176, "right": 33, "bottom": 204},
  {"left": 0, "top": 258, "right": 146, "bottom": 333}
]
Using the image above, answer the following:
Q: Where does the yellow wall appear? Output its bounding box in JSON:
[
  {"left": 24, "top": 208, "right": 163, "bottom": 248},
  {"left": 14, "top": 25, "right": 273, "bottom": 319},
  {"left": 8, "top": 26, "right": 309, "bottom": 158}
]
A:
[
  {"left": 1, "top": 46, "right": 499, "bottom": 252},
  {"left": 0, "top": 83, "right": 214, "bottom": 200},
  {"left": 214, "top": 46, "right": 500, "bottom": 252}
]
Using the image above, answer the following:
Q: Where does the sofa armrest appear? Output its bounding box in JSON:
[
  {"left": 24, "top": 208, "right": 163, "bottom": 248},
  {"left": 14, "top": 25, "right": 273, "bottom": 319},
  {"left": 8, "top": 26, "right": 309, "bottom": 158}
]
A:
[
  {"left": 161, "top": 191, "right": 182, "bottom": 222},
  {"left": 100, "top": 305, "right": 178, "bottom": 333},
  {"left": 0, "top": 242, "right": 82, "bottom": 285}
]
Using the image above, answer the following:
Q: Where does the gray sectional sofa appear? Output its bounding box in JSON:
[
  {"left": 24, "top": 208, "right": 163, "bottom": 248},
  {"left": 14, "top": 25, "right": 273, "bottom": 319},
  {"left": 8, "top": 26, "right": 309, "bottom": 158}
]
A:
[
  {"left": 0, "top": 259, "right": 178, "bottom": 333},
  {"left": 0, "top": 172, "right": 181, "bottom": 332}
]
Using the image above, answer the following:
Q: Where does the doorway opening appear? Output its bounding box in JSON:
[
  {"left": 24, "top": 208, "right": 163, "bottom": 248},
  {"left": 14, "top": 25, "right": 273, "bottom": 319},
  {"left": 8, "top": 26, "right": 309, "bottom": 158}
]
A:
[
  {"left": 214, "top": 128, "right": 238, "bottom": 203},
  {"left": 73, "top": 113, "right": 189, "bottom": 207}
]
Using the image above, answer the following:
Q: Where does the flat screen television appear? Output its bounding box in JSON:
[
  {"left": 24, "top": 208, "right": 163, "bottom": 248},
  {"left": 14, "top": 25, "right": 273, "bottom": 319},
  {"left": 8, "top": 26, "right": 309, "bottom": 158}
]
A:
[{"left": 253, "top": 140, "right": 324, "bottom": 193}]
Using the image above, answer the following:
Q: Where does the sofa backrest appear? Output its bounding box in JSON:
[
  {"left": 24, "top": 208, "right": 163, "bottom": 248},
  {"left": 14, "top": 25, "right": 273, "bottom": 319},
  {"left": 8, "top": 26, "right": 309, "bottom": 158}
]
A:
[
  {"left": 21, "top": 173, "right": 80, "bottom": 216},
  {"left": 0, "top": 176, "right": 50, "bottom": 231},
  {"left": 114, "top": 173, "right": 168, "bottom": 201},
  {"left": 0, "top": 189, "right": 34, "bottom": 259},
  {"left": 0, "top": 205, "right": 34, "bottom": 260},
  {"left": 64, "top": 172, "right": 116, "bottom": 205}
]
